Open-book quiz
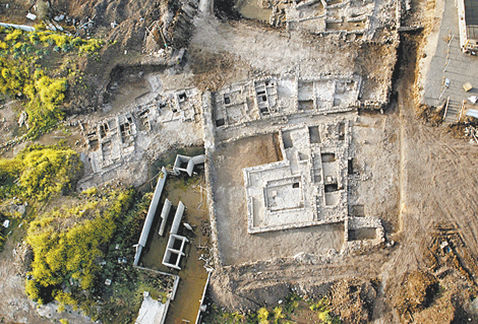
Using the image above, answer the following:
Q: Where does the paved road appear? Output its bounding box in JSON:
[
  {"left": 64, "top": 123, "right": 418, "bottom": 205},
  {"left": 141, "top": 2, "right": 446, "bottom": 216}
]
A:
[{"left": 422, "top": 0, "right": 478, "bottom": 122}]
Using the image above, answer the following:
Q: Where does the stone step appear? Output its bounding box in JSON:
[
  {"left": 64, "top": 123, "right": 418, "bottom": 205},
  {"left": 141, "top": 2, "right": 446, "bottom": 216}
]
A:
[{"left": 444, "top": 101, "right": 461, "bottom": 122}]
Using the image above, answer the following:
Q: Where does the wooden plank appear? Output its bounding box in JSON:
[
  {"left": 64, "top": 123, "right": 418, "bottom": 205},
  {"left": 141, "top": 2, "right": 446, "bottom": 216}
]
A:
[{"left": 443, "top": 96, "right": 450, "bottom": 121}]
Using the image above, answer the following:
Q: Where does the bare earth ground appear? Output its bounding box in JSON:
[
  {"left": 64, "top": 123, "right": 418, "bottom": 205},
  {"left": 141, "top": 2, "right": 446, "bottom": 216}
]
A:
[
  {"left": 350, "top": 111, "right": 401, "bottom": 234},
  {"left": 191, "top": 18, "right": 354, "bottom": 77},
  {"left": 190, "top": 15, "right": 395, "bottom": 102},
  {"left": 208, "top": 32, "right": 478, "bottom": 322},
  {"left": 213, "top": 134, "right": 345, "bottom": 265},
  {"left": 1, "top": 0, "right": 478, "bottom": 322},
  {"left": 381, "top": 32, "right": 478, "bottom": 313}
]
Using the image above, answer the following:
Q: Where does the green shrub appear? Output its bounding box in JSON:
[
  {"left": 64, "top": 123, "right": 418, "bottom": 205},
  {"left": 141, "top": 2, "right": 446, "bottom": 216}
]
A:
[
  {"left": 0, "top": 158, "right": 22, "bottom": 197},
  {"left": 5, "top": 29, "right": 22, "bottom": 41},
  {"left": 257, "top": 307, "right": 270, "bottom": 324},
  {"left": 0, "top": 27, "right": 103, "bottom": 137},
  {"left": 25, "top": 189, "right": 135, "bottom": 304},
  {"left": 309, "top": 297, "right": 341, "bottom": 324},
  {"left": 272, "top": 307, "right": 285, "bottom": 323},
  {"left": 0, "top": 144, "right": 82, "bottom": 201},
  {"left": 25, "top": 277, "right": 43, "bottom": 303},
  {"left": 78, "top": 38, "right": 104, "bottom": 55}
]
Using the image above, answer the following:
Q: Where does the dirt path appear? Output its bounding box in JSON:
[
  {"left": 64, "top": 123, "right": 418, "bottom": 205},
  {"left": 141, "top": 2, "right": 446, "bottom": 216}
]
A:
[
  {"left": 399, "top": 34, "right": 478, "bottom": 276},
  {"left": 370, "top": 34, "right": 478, "bottom": 322}
]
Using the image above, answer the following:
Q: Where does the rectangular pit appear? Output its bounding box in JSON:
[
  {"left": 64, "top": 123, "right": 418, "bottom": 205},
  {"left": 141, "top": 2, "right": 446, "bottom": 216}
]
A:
[{"left": 348, "top": 228, "right": 377, "bottom": 241}]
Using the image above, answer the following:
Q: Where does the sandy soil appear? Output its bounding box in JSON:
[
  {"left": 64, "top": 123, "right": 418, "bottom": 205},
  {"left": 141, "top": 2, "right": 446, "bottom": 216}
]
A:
[
  {"left": 190, "top": 14, "right": 396, "bottom": 104},
  {"left": 188, "top": 47, "right": 254, "bottom": 92},
  {"left": 373, "top": 33, "right": 478, "bottom": 322},
  {"left": 0, "top": 101, "right": 23, "bottom": 157}
]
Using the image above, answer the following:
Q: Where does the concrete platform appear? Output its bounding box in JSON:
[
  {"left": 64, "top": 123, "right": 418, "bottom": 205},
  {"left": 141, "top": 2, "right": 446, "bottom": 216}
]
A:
[{"left": 421, "top": 0, "right": 478, "bottom": 122}]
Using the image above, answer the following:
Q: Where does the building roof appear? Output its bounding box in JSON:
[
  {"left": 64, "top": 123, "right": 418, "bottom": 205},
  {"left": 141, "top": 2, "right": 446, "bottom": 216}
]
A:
[{"left": 465, "top": 0, "right": 478, "bottom": 40}]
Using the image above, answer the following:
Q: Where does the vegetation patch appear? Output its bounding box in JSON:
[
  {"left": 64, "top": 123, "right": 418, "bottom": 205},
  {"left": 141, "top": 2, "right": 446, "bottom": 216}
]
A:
[
  {"left": 203, "top": 294, "right": 341, "bottom": 324},
  {"left": 25, "top": 189, "right": 134, "bottom": 303},
  {"left": 0, "top": 145, "right": 171, "bottom": 322},
  {"left": 0, "top": 144, "right": 82, "bottom": 202},
  {"left": 0, "top": 25, "right": 103, "bottom": 138},
  {"left": 24, "top": 188, "right": 171, "bottom": 323},
  {"left": 0, "top": 143, "right": 82, "bottom": 250}
]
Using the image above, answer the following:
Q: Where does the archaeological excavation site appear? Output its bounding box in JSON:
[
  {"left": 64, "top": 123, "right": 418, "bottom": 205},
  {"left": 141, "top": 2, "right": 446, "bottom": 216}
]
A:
[{"left": 1, "top": 0, "right": 478, "bottom": 323}]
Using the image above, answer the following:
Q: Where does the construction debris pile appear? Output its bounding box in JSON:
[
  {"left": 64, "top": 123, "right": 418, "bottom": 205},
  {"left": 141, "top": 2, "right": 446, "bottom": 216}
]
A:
[{"left": 464, "top": 125, "right": 478, "bottom": 144}]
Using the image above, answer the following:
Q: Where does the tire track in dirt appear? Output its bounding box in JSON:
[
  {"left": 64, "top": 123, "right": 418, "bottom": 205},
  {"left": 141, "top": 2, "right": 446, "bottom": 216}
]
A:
[{"left": 381, "top": 33, "right": 478, "bottom": 304}]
